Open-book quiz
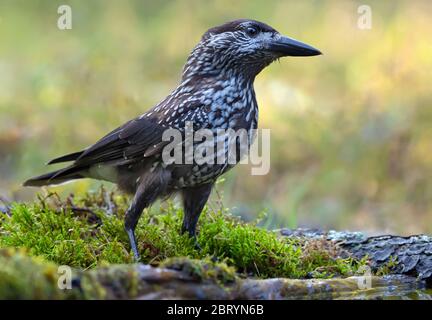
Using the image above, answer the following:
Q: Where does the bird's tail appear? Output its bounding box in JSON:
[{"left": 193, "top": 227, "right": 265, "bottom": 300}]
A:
[{"left": 23, "top": 166, "right": 85, "bottom": 187}]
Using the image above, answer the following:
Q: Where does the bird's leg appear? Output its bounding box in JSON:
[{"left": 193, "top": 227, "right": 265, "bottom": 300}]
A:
[
  {"left": 124, "top": 192, "right": 149, "bottom": 262},
  {"left": 181, "top": 183, "right": 213, "bottom": 249},
  {"left": 124, "top": 203, "right": 142, "bottom": 261},
  {"left": 125, "top": 171, "right": 170, "bottom": 261}
]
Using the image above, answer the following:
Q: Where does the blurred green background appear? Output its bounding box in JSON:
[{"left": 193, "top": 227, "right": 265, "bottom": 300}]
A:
[{"left": 1, "top": 0, "right": 431, "bottom": 234}]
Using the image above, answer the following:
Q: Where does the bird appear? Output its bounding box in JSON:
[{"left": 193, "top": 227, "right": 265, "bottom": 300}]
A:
[{"left": 24, "top": 19, "right": 321, "bottom": 260}]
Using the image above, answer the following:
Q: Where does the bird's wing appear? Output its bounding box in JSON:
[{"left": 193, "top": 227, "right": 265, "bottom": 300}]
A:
[
  {"left": 71, "top": 102, "right": 209, "bottom": 167},
  {"left": 72, "top": 117, "right": 169, "bottom": 166}
]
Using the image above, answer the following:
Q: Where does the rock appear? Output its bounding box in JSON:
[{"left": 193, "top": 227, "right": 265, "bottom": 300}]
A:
[{"left": 280, "top": 228, "right": 432, "bottom": 283}]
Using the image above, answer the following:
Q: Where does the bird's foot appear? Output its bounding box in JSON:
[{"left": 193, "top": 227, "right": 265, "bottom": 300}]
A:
[
  {"left": 190, "top": 233, "right": 202, "bottom": 251},
  {"left": 131, "top": 247, "right": 141, "bottom": 262},
  {"left": 193, "top": 239, "right": 202, "bottom": 251},
  {"left": 181, "top": 225, "right": 201, "bottom": 251}
]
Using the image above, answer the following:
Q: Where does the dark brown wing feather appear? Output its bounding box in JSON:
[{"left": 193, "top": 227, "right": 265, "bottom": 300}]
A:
[
  {"left": 73, "top": 117, "right": 169, "bottom": 167},
  {"left": 74, "top": 99, "right": 209, "bottom": 167}
]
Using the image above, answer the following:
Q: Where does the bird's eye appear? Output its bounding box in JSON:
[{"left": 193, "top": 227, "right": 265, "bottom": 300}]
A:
[{"left": 245, "top": 26, "right": 259, "bottom": 37}]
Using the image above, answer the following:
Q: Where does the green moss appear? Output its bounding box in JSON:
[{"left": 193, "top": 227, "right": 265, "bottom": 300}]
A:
[
  {"left": 160, "top": 257, "right": 236, "bottom": 284},
  {"left": 0, "top": 190, "right": 365, "bottom": 279},
  {"left": 0, "top": 247, "right": 80, "bottom": 299},
  {"left": 376, "top": 256, "right": 398, "bottom": 276}
]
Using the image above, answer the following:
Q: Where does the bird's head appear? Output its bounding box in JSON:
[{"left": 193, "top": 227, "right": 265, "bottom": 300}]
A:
[{"left": 182, "top": 19, "right": 321, "bottom": 82}]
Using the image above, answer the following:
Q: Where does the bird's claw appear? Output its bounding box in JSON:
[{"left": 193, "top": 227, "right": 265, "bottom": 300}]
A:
[
  {"left": 194, "top": 239, "right": 202, "bottom": 251},
  {"left": 132, "top": 247, "right": 141, "bottom": 262}
]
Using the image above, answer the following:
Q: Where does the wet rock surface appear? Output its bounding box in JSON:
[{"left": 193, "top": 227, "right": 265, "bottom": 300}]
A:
[
  {"left": 280, "top": 228, "right": 432, "bottom": 283},
  {"left": 235, "top": 275, "right": 428, "bottom": 300}
]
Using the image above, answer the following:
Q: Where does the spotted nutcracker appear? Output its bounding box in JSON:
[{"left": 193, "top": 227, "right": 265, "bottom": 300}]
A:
[{"left": 24, "top": 19, "right": 321, "bottom": 259}]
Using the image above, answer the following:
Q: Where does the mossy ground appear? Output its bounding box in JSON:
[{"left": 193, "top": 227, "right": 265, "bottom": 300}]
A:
[{"left": 0, "top": 188, "right": 366, "bottom": 279}]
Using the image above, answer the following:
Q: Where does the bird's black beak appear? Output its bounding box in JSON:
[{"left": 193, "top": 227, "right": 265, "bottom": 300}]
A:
[{"left": 268, "top": 35, "right": 322, "bottom": 57}]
